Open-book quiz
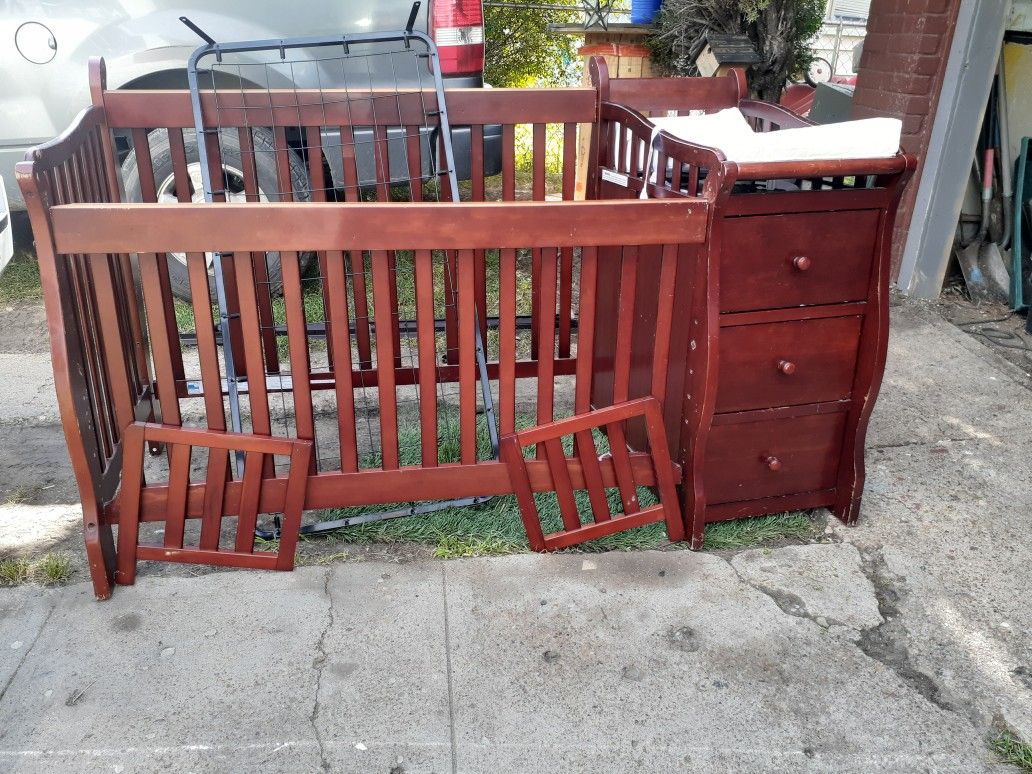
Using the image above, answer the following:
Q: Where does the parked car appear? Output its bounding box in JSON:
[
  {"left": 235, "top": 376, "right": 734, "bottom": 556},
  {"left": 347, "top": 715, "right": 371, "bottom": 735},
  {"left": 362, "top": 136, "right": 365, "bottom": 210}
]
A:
[
  {"left": 2, "top": 1, "right": 497, "bottom": 298},
  {"left": 0, "top": 176, "right": 12, "bottom": 275}
]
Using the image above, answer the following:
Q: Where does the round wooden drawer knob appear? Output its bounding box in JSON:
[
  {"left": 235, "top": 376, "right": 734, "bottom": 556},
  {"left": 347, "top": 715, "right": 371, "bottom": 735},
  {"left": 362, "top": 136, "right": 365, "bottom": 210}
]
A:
[
  {"left": 764, "top": 455, "right": 782, "bottom": 472},
  {"left": 777, "top": 359, "right": 796, "bottom": 375},
  {"left": 792, "top": 255, "right": 812, "bottom": 271}
]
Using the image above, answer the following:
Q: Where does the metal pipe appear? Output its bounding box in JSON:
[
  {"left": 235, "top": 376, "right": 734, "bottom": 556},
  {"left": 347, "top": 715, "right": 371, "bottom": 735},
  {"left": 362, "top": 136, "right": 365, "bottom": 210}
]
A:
[{"left": 997, "top": 49, "right": 1013, "bottom": 249}]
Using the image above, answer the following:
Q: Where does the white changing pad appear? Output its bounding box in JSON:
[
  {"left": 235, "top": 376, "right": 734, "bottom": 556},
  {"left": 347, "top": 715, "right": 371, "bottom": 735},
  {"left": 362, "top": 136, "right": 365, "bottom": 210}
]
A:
[{"left": 649, "top": 108, "right": 902, "bottom": 163}]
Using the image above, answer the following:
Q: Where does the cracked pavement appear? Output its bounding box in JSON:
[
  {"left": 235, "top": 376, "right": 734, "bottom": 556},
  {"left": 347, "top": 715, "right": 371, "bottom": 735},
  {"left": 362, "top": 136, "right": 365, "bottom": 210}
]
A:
[{"left": 1, "top": 303, "right": 1030, "bottom": 772}]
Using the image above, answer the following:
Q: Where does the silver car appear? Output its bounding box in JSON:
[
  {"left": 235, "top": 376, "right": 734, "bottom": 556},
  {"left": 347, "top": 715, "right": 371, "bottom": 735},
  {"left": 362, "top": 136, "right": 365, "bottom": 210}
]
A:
[
  {"left": 0, "top": 175, "right": 11, "bottom": 274},
  {"left": 2, "top": 0, "right": 495, "bottom": 297}
]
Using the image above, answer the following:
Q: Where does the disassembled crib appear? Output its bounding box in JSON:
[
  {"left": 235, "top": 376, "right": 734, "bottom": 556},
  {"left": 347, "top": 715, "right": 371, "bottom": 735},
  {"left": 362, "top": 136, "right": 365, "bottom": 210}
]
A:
[{"left": 17, "top": 55, "right": 913, "bottom": 600}]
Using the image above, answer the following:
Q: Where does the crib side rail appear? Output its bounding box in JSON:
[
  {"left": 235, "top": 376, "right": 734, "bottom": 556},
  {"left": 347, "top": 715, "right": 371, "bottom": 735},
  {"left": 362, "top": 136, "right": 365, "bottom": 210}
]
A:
[{"left": 48, "top": 198, "right": 707, "bottom": 512}]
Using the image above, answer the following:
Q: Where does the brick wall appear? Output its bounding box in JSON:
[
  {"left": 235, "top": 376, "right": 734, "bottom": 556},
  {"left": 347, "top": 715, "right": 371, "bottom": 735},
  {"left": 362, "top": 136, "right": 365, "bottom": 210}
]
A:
[{"left": 852, "top": 0, "right": 962, "bottom": 277}]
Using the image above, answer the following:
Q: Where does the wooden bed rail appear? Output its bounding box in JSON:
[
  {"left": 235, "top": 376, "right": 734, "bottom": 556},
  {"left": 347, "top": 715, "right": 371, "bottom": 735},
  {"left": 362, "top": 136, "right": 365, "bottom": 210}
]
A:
[
  {"left": 99, "top": 86, "right": 599, "bottom": 129},
  {"left": 48, "top": 199, "right": 708, "bottom": 254}
]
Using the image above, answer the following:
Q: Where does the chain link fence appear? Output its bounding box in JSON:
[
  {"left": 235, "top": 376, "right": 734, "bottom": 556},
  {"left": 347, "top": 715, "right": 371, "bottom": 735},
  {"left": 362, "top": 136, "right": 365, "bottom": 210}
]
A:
[{"left": 811, "top": 20, "right": 868, "bottom": 77}]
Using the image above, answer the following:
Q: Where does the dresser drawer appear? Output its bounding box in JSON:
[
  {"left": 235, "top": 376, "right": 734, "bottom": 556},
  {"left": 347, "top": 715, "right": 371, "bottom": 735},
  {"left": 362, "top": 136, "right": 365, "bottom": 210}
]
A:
[
  {"left": 716, "top": 316, "right": 862, "bottom": 413},
  {"left": 720, "top": 210, "right": 880, "bottom": 313},
  {"left": 705, "top": 412, "right": 847, "bottom": 504}
]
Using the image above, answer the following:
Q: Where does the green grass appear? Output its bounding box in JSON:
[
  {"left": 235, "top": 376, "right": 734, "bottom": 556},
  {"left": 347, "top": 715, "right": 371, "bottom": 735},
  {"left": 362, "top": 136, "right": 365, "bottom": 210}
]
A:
[
  {"left": 702, "top": 512, "right": 818, "bottom": 550},
  {"left": 0, "top": 252, "right": 43, "bottom": 303},
  {"left": 0, "top": 558, "right": 31, "bottom": 586},
  {"left": 991, "top": 732, "right": 1032, "bottom": 771},
  {"left": 33, "top": 552, "right": 72, "bottom": 586},
  {"left": 434, "top": 535, "right": 523, "bottom": 558},
  {"left": 0, "top": 553, "right": 74, "bottom": 587}
]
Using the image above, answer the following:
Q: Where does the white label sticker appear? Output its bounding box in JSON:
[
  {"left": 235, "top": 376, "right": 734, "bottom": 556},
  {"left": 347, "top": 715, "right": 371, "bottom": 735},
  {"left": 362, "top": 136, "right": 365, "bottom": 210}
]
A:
[{"left": 601, "top": 168, "right": 629, "bottom": 187}]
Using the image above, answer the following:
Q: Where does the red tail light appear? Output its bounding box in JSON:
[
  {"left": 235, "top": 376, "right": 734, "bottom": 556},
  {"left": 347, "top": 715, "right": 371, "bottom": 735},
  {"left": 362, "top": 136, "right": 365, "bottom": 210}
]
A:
[{"left": 430, "top": 0, "right": 485, "bottom": 77}]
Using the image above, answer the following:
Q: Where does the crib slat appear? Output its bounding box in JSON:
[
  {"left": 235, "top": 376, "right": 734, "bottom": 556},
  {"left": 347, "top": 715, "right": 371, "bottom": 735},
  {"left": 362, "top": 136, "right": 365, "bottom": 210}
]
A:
[
  {"left": 350, "top": 251, "right": 373, "bottom": 371},
  {"left": 388, "top": 252, "right": 403, "bottom": 370},
  {"left": 536, "top": 247, "right": 558, "bottom": 451},
  {"left": 340, "top": 125, "right": 360, "bottom": 201},
  {"left": 273, "top": 126, "right": 294, "bottom": 201},
  {"left": 500, "top": 436, "right": 547, "bottom": 552},
  {"left": 530, "top": 124, "right": 546, "bottom": 355},
  {"left": 613, "top": 121, "right": 624, "bottom": 172},
  {"left": 471, "top": 124, "right": 485, "bottom": 201},
  {"left": 138, "top": 254, "right": 181, "bottom": 426},
  {"left": 670, "top": 157, "right": 682, "bottom": 192},
  {"left": 131, "top": 129, "right": 185, "bottom": 388},
  {"left": 471, "top": 125, "right": 488, "bottom": 344},
  {"left": 502, "top": 124, "right": 516, "bottom": 201},
  {"left": 443, "top": 251, "right": 459, "bottom": 364},
  {"left": 405, "top": 125, "right": 424, "bottom": 202},
  {"left": 305, "top": 125, "right": 327, "bottom": 197},
  {"left": 171, "top": 129, "right": 224, "bottom": 428},
  {"left": 574, "top": 246, "right": 598, "bottom": 415},
  {"left": 202, "top": 131, "right": 247, "bottom": 378},
  {"left": 237, "top": 128, "right": 280, "bottom": 375},
  {"left": 688, "top": 165, "right": 699, "bottom": 196},
  {"left": 91, "top": 255, "right": 135, "bottom": 433},
  {"left": 558, "top": 123, "right": 577, "bottom": 358},
  {"left": 651, "top": 243, "right": 678, "bottom": 407},
  {"left": 234, "top": 450, "right": 263, "bottom": 553},
  {"left": 457, "top": 248, "right": 476, "bottom": 464},
  {"left": 533, "top": 123, "right": 546, "bottom": 199},
  {"left": 199, "top": 447, "right": 229, "bottom": 550},
  {"left": 613, "top": 245, "right": 638, "bottom": 404},
  {"left": 373, "top": 125, "right": 391, "bottom": 202},
  {"left": 655, "top": 149, "right": 667, "bottom": 191},
  {"left": 575, "top": 430, "right": 611, "bottom": 522},
  {"left": 371, "top": 250, "right": 399, "bottom": 469},
  {"left": 233, "top": 253, "right": 272, "bottom": 438},
  {"left": 116, "top": 425, "right": 144, "bottom": 584},
  {"left": 544, "top": 438, "right": 580, "bottom": 532},
  {"left": 377, "top": 121, "right": 404, "bottom": 373},
  {"left": 188, "top": 254, "right": 226, "bottom": 431},
  {"left": 325, "top": 250, "right": 358, "bottom": 472},
  {"left": 305, "top": 126, "right": 334, "bottom": 370},
  {"left": 163, "top": 442, "right": 191, "bottom": 548},
  {"left": 606, "top": 422, "right": 639, "bottom": 515},
  {"left": 498, "top": 247, "right": 517, "bottom": 436},
  {"left": 413, "top": 249, "right": 438, "bottom": 467},
  {"left": 281, "top": 252, "right": 315, "bottom": 468}
]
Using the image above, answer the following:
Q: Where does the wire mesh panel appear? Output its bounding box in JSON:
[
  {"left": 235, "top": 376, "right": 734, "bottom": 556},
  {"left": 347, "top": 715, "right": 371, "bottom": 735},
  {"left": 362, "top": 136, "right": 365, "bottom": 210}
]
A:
[{"left": 184, "top": 15, "right": 503, "bottom": 533}]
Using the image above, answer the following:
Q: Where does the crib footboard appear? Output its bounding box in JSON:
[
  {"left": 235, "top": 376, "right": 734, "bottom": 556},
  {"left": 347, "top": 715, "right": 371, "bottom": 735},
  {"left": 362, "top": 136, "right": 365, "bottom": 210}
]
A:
[{"left": 17, "top": 102, "right": 154, "bottom": 599}]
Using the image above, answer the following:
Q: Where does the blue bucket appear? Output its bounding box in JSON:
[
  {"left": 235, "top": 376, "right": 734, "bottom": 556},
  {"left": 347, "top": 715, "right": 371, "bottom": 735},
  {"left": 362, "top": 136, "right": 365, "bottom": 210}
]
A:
[{"left": 630, "top": 0, "right": 661, "bottom": 24}]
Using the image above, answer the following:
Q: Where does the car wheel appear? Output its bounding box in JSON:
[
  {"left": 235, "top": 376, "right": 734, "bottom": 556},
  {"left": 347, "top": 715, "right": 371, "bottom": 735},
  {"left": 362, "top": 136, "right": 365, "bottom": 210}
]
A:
[{"left": 121, "top": 126, "right": 311, "bottom": 302}]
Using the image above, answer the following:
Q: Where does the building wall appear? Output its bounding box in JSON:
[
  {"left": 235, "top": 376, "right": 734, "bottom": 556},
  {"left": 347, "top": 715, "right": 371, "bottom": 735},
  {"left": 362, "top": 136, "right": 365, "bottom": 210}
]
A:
[{"left": 851, "top": 0, "right": 962, "bottom": 277}]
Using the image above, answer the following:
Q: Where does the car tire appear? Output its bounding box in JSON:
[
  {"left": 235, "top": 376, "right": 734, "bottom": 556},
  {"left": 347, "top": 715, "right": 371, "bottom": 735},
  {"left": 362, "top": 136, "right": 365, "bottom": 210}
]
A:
[{"left": 121, "top": 126, "right": 311, "bottom": 302}]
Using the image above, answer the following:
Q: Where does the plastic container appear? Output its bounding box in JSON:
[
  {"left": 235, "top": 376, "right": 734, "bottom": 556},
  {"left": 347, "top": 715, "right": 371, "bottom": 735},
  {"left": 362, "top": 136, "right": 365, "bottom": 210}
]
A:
[{"left": 630, "top": 0, "right": 661, "bottom": 25}]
